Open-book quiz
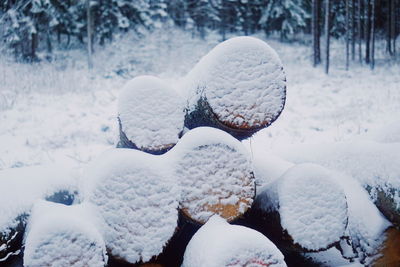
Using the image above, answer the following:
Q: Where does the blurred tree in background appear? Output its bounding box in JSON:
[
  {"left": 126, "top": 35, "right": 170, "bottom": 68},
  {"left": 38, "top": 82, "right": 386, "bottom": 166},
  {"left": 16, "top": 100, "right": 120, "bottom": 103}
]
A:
[{"left": 0, "top": 0, "right": 398, "bottom": 69}]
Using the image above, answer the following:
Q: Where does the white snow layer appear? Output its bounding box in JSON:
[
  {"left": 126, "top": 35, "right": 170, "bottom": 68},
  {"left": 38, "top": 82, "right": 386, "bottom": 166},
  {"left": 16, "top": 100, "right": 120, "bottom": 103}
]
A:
[
  {"left": 183, "top": 36, "right": 286, "bottom": 128},
  {"left": 272, "top": 140, "right": 400, "bottom": 206},
  {"left": 365, "top": 120, "right": 400, "bottom": 143},
  {"left": 182, "top": 215, "right": 287, "bottom": 267},
  {"left": 24, "top": 201, "right": 107, "bottom": 267},
  {"left": 84, "top": 148, "right": 179, "bottom": 263},
  {"left": 0, "top": 164, "right": 78, "bottom": 236},
  {"left": 169, "top": 127, "right": 255, "bottom": 223},
  {"left": 257, "top": 163, "right": 348, "bottom": 251},
  {"left": 118, "top": 75, "right": 185, "bottom": 150}
]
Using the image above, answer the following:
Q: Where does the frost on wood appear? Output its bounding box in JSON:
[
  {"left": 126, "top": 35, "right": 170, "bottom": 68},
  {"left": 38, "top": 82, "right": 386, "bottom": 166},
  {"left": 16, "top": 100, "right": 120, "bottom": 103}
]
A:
[
  {"left": 23, "top": 201, "right": 107, "bottom": 267},
  {"left": 181, "top": 215, "right": 286, "bottom": 267},
  {"left": 170, "top": 127, "right": 255, "bottom": 224},
  {"left": 255, "top": 163, "right": 348, "bottom": 252},
  {"left": 183, "top": 36, "right": 286, "bottom": 140},
  {"left": 84, "top": 148, "right": 179, "bottom": 264},
  {"left": 0, "top": 164, "right": 78, "bottom": 261},
  {"left": 118, "top": 75, "right": 185, "bottom": 154}
]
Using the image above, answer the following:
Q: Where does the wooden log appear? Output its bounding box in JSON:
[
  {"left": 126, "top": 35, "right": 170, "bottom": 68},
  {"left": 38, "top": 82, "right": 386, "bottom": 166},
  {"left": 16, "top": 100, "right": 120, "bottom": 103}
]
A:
[
  {"left": 0, "top": 165, "right": 77, "bottom": 262},
  {"left": 253, "top": 163, "right": 348, "bottom": 253},
  {"left": 85, "top": 148, "right": 179, "bottom": 264},
  {"left": 170, "top": 127, "right": 256, "bottom": 224},
  {"left": 181, "top": 215, "right": 287, "bottom": 267},
  {"left": 118, "top": 75, "right": 185, "bottom": 154},
  {"left": 369, "top": 227, "right": 400, "bottom": 267},
  {"left": 183, "top": 36, "right": 286, "bottom": 140},
  {"left": 272, "top": 140, "right": 400, "bottom": 226},
  {"left": 23, "top": 201, "right": 107, "bottom": 267},
  {"left": 367, "top": 187, "right": 400, "bottom": 227}
]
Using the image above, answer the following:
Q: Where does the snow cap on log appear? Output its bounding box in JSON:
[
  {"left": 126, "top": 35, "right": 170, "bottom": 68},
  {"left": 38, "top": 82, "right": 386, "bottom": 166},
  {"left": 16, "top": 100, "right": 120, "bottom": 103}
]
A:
[
  {"left": 0, "top": 164, "right": 78, "bottom": 261},
  {"left": 170, "top": 127, "right": 255, "bottom": 224},
  {"left": 23, "top": 201, "right": 107, "bottom": 267},
  {"left": 256, "top": 163, "right": 348, "bottom": 251},
  {"left": 184, "top": 36, "right": 286, "bottom": 140},
  {"left": 84, "top": 148, "right": 179, "bottom": 264},
  {"left": 182, "top": 215, "right": 287, "bottom": 267},
  {"left": 118, "top": 75, "right": 185, "bottom": 154}
]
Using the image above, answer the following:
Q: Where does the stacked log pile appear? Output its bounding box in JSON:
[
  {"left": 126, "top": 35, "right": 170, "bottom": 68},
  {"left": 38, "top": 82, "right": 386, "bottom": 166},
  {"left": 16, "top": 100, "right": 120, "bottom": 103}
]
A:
[{"left": 0, "top": 36, "right": 398, "bottom": 267}]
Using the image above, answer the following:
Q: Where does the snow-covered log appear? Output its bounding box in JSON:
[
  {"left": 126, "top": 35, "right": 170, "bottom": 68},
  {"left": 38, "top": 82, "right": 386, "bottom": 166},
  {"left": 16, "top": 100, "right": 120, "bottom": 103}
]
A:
[
  {"left": 23, "top": 201, "right": 107, "bottom": 267},
  {"left": 273, "top": 140, "right": 400, "bottom": 226},
  {"left": 84, "top": 148, "right": 179, "bottom": 264},
  {"left": 170, "top": 127, "right": 255, "bottom": 224},
  {"left": 181, "top": 215, "right": 287, "bottom": 267},
  {"left": 183, "top": 36, "right": 286, "bottom": 140},
  {"left": 254, "top": 163, "right": 348, "bottom": 252},
  {"left": 0, "top": 165, "right": 78, "bottom": 262},
  {"left": 118, "top": 75, "right": 185, "bottom": 154}
]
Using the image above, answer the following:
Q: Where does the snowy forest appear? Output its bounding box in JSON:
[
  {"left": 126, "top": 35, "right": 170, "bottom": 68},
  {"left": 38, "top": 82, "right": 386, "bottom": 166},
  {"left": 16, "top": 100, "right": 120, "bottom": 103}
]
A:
[
  {"left": 1, "top": 1, "right": 400, "bottom": 267},
  {"left": 1, "top": 0, "right": 399, "bottom": 71}
]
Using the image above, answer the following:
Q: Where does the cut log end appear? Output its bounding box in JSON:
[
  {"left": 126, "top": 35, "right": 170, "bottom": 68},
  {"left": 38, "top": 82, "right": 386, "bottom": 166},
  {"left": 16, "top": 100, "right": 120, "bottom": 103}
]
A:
[
  {"left": 185, "top": 37, "right": 286, "bottom": 140},
  {"left": 174, "top": 128, "right": 255, "bottom": 224},
  {"left": 254, "top": 163, "right": 348, "bottom": 253},
  {"left": 117, "top": 75, "right": 184, "bottom": 154}
]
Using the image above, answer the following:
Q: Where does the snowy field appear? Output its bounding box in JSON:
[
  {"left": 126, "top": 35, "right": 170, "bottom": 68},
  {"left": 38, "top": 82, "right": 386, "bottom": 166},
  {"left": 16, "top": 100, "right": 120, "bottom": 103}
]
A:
[
  {"left": 0, "top": 28, "right": 399, "bottom": 266},
  {"left": 1, "top": 29, "right": 399, "bottom": 171}
]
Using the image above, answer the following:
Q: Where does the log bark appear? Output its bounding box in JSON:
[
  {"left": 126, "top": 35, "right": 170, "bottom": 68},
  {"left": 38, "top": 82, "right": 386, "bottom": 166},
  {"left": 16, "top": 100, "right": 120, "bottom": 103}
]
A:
[
  {"left": 184, "top": 97, "right": 270, "bottom": 140},
  {"left": 366, "top": 186, "right": 400, "bottom": 226},
  {"left": 117, "top": 118, "right": 178, "bottom": 155}
]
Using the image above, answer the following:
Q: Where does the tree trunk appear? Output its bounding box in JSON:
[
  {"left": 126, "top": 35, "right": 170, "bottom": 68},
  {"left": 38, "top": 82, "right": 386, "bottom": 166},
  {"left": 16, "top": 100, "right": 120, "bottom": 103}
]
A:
[
  {"left": 391, "top": 0, "right": 396, "bottom": 57},
  {"left": 358, "top": 0, "right": 363, "bottom": 63},
  {"left": 312, "top": 0, "right": 321, "bottom": 66},
  {"left": 352, "top": 0, "right": 356, "bottom": 60},
  {"left": 325, "top": 0, "right": 330, "bottom": 74},
  {"left": 86, "top": 0, "right": 93, "bottom": 69},
  {"left": 365, "top": 0, "right": 371, "bottom": 64},
  {"left": 31, "top": 32, "right": 38, "bottom": 61},
  {"left": 371, "top": 0, "right": 375, "bottom": 69},
  {"left": 346, "top": 0, "right": 350, "bottom": 70}
]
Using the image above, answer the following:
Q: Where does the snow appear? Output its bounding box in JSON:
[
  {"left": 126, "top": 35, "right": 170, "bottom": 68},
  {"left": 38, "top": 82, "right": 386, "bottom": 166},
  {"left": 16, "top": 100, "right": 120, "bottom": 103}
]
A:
[
  {"left": 250, "top": 146, "right": 294, "bottom": 186},
  {"left": 181, "top": 215, "right": 287, "bottom": 267},
  {"left": 83, "top": 148, "right": 179, "bottom": 264},
  {"left": 183, "top": 36, "right": 286, "bottom": 129},
  {"left": 364, "top": 119, "right": 400, "bottom": 143},
  {"left": 118, "top": 75, "right": 184, "bottom": 151},
  {"left": 271, "top": 140, "right": 400, "bottom": 208},
  {"left": 169, "top": 127, "right": 255, "bottom": 223},
  {"left": 23, "top": 201, "right": 107, "bottom": 267},
  {"left": 1, "top": 28, "right": 400, "bottom": 266},
  {"left": 256, "top": 163, "right": 348, "bottom": 251},
  {"left": 0, "top": 163, "right": 78, "bottom": 237}
]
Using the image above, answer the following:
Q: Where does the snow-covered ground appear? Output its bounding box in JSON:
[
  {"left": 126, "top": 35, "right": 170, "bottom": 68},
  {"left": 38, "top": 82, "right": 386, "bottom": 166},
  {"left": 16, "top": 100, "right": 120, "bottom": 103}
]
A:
[{"left": 1, "top": 28, "right": 399, "bottom": 171}]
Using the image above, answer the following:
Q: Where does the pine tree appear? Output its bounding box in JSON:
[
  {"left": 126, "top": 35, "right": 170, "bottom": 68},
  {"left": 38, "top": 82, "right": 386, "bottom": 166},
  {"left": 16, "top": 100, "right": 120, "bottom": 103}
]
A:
[{"left": 259, "top": 0, "right": 308, "bottom": 40}]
